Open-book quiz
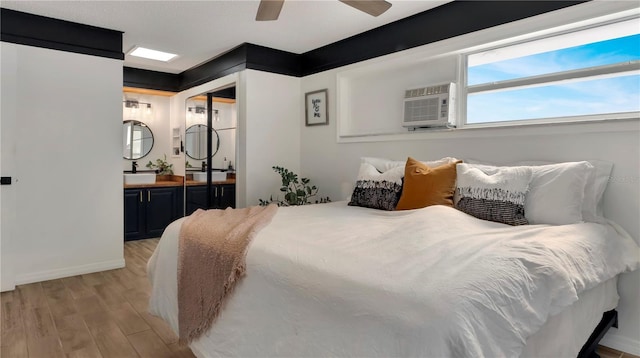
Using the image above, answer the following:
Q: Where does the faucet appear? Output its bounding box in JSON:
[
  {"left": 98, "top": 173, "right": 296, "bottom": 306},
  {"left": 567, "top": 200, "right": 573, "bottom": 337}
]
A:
[
  {"left": 132, "top": 161, "right": 138, "bottom": 173},
  {"left": 201, "top": 161, "right": 207, "bottom": 172}
]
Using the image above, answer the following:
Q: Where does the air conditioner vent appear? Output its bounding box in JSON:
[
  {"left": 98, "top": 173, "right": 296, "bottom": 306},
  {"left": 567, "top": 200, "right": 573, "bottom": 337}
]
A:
[
  {"left": 402, "top": 83, "right": 455, "bottom": 128},
  {"left": 404, "top": 84, "right": 451, "bottom": 99}
]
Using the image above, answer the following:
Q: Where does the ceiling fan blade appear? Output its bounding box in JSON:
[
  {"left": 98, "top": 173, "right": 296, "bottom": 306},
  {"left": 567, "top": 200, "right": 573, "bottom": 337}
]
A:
[
  {"left": 256, "top": 0, "right": 285, "bottom": 21},
  {"left": 339, "top": 0, "right": 392, "bottom": 17}
]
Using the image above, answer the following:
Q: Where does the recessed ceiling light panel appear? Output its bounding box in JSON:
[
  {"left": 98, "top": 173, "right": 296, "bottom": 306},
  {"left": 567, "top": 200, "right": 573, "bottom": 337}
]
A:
[{"left": 129, "top": 46, "right": 178, "bottom": 62}]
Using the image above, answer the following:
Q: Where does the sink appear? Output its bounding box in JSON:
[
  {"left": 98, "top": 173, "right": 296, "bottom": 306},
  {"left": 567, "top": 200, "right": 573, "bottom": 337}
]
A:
[
  {"left": 192, "top": 172, "right": 227, "bottom": 182},
  {"left": 124, "top": 173, "right": 156, "bottom": 185}
]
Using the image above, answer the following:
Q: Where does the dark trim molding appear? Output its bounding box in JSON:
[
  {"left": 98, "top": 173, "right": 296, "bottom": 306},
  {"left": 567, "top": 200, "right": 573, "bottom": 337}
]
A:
[
  {"left": 123, "top": 67, "right": 181, "bottom": 92},
  {"left": 124, "top": 43, "right": 302, "bottom": 92},
  {"left": 179, "top": 44, "right": 249, "bottom": 91},
  {"left": 0, "top": 8, "right": 123, "bottom": 60},
  {"left": 300, "top": 1, "right": 586, "bottom": 76},
  {"left": 211, "top": 87, "right": 236, "bottom": 99},
  {"left": 3, "top": 2, "right": 586, "bottom": 91},
  {"left": 245, "top": 44, "right": 301, "bottom": 77},
  {"left": 120, "top": 1, "right": 585, "bottom": 92}
]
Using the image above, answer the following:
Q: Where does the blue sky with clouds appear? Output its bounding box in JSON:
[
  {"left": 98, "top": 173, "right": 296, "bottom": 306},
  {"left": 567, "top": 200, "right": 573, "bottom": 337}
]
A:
[{"left": 467, "top": 34, "right": 640, "bottom": 123}]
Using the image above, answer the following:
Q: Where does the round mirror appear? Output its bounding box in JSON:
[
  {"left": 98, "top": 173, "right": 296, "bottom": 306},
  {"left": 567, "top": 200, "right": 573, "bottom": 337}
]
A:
[
  {"left": 185, "top": 124, "right": 220, "bottom": 160},
  {"left": 123, "top": 120, "right": 154, "bottom": 160}
]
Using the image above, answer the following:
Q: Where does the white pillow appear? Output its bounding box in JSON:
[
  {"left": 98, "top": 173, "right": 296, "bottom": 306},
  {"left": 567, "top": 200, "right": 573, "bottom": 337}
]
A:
[
  {"left": 526, "top": 162, "right": 593, "bottom": 225},
  {"left": 465, "top": 161, "right": 594, "bottom": 225},
  {"left": 455, "top": 163, "right": 532, "bottom": 225},
  {"left": 362, "top": 157, "right": 459, "bottom": 173},
  {"left": 507, "top": 160, "right": 613, "bottom": 223},
  {"left": 581, "top": 160, "right": 613, "bottom": 222}
]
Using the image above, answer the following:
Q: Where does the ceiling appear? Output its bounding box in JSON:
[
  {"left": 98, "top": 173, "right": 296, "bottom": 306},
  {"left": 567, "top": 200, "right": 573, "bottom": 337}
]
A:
[{"left": 1, "top": 0, "right": 451, "bottom": 74}]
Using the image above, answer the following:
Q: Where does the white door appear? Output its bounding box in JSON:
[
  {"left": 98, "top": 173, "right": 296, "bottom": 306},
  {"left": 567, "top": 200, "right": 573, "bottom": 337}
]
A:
[{"left": 0, "top": 42, "right": 18, "bottom": 291}]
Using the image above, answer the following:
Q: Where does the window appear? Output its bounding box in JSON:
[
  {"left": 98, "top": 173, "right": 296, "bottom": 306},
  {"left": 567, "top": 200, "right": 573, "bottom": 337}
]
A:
[{"left": 464, "top": 18, "right": 640, "bottom": 125}]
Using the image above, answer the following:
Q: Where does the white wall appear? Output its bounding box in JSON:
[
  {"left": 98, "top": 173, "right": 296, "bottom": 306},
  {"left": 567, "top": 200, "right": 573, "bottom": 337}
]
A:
[
  {"left": 169, "top": 70, "right": 301, "bottom": 209},
  {"left": 0, "top": 42, "right": 124, "bottom": 288},
  {"left": 339, "top": 56, "right": 456, "bottom": 137},
  {"left": 122, "top": 93, "right": 171, "bottom": 172},
  {"left": 300, "top": 2, "right": 640, "bottom": 354},
  {"left": 238, "top": 69, "right": 301, "bottom": 207}
]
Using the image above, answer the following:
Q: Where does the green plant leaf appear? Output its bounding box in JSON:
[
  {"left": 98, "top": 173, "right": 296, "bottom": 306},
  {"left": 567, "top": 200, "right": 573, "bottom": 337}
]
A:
[
  {"left": 285, "top": 192, "right": 296, "bottom": 204},
  {"left": 262, "top": 166, "right": 330, "bottom": 207}
]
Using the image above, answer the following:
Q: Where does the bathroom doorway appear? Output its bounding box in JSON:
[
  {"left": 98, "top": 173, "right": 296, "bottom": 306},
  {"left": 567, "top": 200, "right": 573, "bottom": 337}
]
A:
[{"left": 184, "top": 86, "right": 237, "bottom": 215}]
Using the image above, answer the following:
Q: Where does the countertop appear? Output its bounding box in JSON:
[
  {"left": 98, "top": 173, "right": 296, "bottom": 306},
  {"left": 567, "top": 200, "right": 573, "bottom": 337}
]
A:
[
  {"left": 124, "top": 174, "right": 236, "bottom": 189},
  {"left": 186, "top": 178, "right": 236, "bottom": 186},
  {"left": 123, "top": 175, "right": 184, "bottom": 189},
  {"left": 185, "top": 171, "right": 235, "bottom": 186}
]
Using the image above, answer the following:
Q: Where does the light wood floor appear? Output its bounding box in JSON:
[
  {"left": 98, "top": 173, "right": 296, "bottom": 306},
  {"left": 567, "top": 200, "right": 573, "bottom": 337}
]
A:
[
  {"left": 0, "top": 238, "right": 194, "bottom": 358},
  {"left": 1, "top": 239, "right": 637, "bottom": 358},
  {"left": 599, "top": 346, "right": 640, "bottom": 358}
]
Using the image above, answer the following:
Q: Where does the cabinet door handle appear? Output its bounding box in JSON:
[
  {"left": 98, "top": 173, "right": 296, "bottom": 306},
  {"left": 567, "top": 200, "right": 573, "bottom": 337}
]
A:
[
  {"left": 215, "top": 187, "right": 218, "bottom": 197},
  {"left": 148, "top": 190, "right": 151, "bottom": 202},
  {"left": 221, "top": 187, "right": 224, "bottom": 196},
  {"left": 139, "top": 191, "right": 143, "bottom": 202}
]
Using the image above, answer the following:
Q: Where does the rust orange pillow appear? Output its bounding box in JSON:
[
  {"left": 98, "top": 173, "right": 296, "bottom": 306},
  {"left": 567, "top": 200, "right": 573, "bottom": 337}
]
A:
[{"left": 395, "top": 157, "right": 462, "bottom": 210}]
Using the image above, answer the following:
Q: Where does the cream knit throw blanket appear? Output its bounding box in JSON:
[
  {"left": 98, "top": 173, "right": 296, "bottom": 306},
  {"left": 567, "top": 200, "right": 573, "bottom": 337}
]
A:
[{"left": 177, "top": 204, "right": 278, "bottom": 344}]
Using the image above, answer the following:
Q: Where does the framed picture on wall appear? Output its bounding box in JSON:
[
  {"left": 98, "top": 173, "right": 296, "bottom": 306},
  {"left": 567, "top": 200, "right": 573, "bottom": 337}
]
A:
[{"left": 305, "top": 89, "right": 328, "bottom": 126}]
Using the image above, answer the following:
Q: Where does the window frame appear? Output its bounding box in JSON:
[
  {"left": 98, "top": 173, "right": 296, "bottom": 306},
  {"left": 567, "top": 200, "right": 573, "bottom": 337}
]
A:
[{"left": 459, "top": 16, "right": 640, "bottom": 128}]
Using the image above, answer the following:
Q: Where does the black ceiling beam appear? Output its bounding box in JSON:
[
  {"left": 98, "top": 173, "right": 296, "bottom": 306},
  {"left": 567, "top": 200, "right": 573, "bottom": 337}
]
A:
[
  {"left": 123, "top": 67, "right": 181, "bottom": 92},
  {"left": 211, "top": 87, "right": 236, "bottom": 99},
  {"left": 1, "top": 2, "right": 587, "bottom": 93},
  {"left": 123, "top": 43, "right": 303, "bottom": 92},
  {"left": 300, "top": 1, "right": 586, "bottom": 76},
  {"left": 245, "top": 44, "right": 301, "bottom": 77},
  {"left": 125, "top": 0, "right": 585, "bottom": 92},
  {"left": 178, "top": 44, "right": 249, "bottom": 91},
  {"left": 178, "top": 43, "right": 302, "bottom": 91},
  {"left": 0, "top": 8, "right": 123, "bottom": 60}
]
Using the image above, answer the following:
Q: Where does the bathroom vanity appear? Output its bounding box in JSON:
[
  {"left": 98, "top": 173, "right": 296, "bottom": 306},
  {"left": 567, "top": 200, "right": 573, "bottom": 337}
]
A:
[
  {"left": 185, "top": 172, "right": 235, "bottom": 216},
  {"left": 124, "top": 175, "right": 184, "bottom": 241}
]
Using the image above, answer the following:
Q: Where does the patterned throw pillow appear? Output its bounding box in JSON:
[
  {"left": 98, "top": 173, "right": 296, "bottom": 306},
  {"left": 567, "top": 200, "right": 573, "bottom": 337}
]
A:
[
  {"left": 455, "top": 163, "right": 532, "bottom": 225},
  {"left": 348, "top": 163, "right": 404, "bottom": 211}
]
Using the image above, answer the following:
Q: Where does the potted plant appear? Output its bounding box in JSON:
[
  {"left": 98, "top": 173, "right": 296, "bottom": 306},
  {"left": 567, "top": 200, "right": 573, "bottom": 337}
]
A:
[
  {"left": 259, "top": 166, "right": 330, "bottom": 207},
  {"left": 146, "top": 154, "right": 174, "bottom": 175}
]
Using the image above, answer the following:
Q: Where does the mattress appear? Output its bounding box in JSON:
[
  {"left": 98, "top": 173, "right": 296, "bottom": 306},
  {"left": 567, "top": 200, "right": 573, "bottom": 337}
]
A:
[
  {"left": 148, "top": 202, "right": 639, "bottom": 357},
  {"left": 522, "top": 277, "right": 618, "bottom": 357}
]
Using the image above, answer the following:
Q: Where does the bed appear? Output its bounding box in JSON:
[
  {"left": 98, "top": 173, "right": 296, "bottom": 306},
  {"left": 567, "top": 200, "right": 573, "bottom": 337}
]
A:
[{"left": 148, "top": 200, "right": 639, "bottom": 357}]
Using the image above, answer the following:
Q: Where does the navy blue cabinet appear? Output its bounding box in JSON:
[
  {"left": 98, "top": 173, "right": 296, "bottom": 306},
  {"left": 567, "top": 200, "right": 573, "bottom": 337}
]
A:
[
  {"left": 185, "top": 184, "right": 235, "bottom": 216},
  {"left": 185, "top": 185, "right": 208, "bottom": 216},
  {"left": 217, "top": 184, "right": 236, "bottom": 210},
  {"left": 124, "top": 189, "right": 145, "bottom": 240},
  {"left": 124, "top": 186, "right": 183, "bottom": 241}
]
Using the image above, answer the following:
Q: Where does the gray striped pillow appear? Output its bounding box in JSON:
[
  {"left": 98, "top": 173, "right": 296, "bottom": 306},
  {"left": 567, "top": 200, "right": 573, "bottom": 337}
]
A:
[{"left": 455, "top": 164, "right": 532, "bottom": 226}]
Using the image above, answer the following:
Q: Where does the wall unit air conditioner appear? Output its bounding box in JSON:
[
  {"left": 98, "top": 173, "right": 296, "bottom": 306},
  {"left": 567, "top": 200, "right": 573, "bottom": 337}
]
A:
[{"left": 402, "top": 83, "right": 456, "bottom": 128}]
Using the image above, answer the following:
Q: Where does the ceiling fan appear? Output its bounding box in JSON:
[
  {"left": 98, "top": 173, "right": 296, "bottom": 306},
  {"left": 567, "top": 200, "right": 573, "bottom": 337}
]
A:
[{"left": 256, "top": 0, "right": 392, "bottom": 21}]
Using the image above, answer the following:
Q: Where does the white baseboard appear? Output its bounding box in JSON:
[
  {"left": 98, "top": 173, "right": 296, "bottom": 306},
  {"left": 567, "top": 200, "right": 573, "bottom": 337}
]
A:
[
  {"left": 14, "top": 258, "right": 126, "bottom": 286},
  {"left": 600, "top": 330, "right": 640, "bottom": 356},
  {"left": 1, "top": 280, "right": 15, "bottom": 292}
]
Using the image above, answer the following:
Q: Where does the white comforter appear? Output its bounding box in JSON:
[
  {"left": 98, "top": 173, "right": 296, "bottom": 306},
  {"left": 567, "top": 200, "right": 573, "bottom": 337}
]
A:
[{"left": 148, "top": 202, "right": 640, "bottom": 358}]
